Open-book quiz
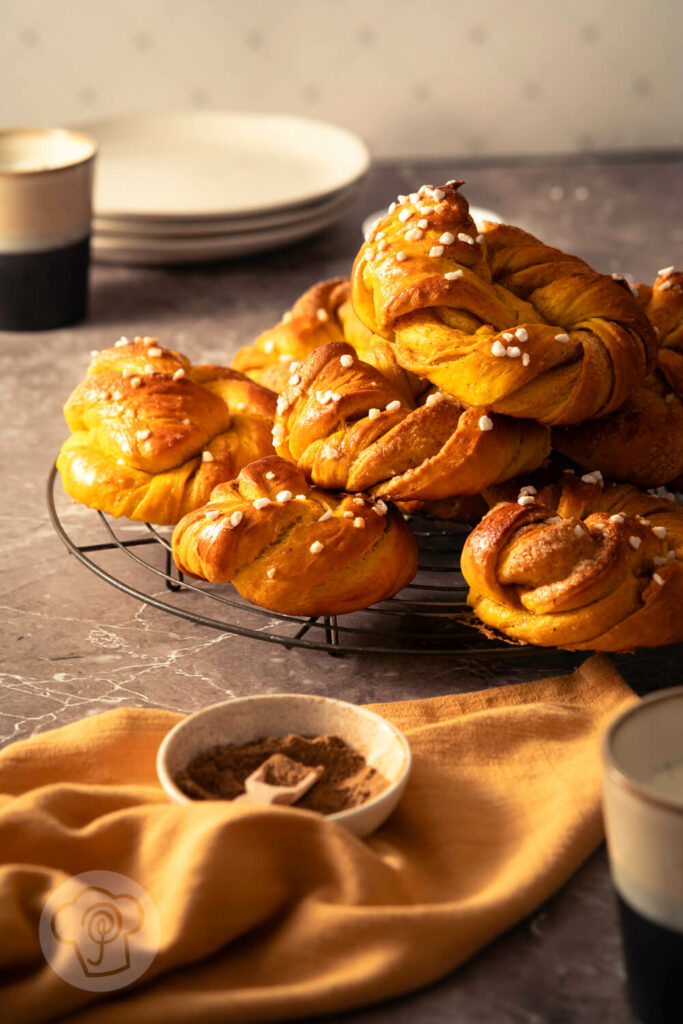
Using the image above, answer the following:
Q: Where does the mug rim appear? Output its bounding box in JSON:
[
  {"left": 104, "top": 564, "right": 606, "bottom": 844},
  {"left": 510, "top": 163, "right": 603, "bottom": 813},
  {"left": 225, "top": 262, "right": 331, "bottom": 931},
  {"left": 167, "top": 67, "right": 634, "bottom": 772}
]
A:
[
  {"left": 0, "top": 127, "right": 97, "bottom": 176},
  {"left": 603, "top": 685, "right": 683, "bottom": 817}
]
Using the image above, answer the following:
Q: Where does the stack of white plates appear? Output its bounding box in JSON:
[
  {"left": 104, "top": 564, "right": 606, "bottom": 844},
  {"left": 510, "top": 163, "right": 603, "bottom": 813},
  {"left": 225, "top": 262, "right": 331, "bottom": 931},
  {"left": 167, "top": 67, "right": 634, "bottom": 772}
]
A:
[{"left": 80, "top": 113, "right": 370, "bottom": 265}]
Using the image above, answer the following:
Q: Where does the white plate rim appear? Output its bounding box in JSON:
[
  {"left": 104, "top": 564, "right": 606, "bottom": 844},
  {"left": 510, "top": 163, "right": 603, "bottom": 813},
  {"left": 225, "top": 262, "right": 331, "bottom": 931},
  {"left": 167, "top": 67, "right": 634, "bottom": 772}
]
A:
[
  {"left": 92, "top": 191, "right": 360, "bottom": 264},
  {"left": 92, "top": 181, "right": 362, "bottom": 239},
  {"left": 78, "top": 111, "right": 371, "bottom": 220}
]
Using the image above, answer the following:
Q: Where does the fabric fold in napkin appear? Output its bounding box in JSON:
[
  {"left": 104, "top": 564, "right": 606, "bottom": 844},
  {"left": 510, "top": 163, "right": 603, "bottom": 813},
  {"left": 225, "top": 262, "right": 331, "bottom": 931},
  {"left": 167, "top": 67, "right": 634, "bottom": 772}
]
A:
[{"left": 0, "top": 654, "right": 636, "bottom": 1024}]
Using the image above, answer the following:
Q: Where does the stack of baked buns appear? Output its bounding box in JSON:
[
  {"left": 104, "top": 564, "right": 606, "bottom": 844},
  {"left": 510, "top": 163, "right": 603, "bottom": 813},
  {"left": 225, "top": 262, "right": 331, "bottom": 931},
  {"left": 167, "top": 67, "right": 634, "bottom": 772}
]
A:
[{"left": 57, "top": 181, "right": 683, "bottom": 650}]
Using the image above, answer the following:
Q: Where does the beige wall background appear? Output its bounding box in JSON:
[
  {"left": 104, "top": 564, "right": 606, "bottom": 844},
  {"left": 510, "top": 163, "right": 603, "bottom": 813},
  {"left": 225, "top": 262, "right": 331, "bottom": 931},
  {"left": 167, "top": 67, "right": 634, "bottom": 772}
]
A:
[{"left": 2, "top": 0, "right": 682, "bottom": 158}]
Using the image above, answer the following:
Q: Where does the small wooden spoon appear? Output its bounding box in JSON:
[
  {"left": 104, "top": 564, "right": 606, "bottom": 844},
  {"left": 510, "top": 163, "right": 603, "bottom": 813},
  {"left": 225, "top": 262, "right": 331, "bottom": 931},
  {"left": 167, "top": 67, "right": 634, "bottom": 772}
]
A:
[{"left": 233, "top": 753, "right": 323, "bottom": 806}]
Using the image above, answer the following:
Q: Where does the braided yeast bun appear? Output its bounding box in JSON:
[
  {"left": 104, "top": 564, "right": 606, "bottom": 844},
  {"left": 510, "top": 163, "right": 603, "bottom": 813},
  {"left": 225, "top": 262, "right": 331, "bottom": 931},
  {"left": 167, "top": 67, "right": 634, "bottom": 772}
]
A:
[
  {"left": 232, "top": 278, "right": 423, "bottom": 404},
  {"left": 637, "top": 267, "right": 683, "bottom": 393},
  {"left": 272, "top": 341, "right": 550, "bottom": 501},
  {"left": 461, "top": 473, "right": 683, "bottom": 651},
  {"left": 335, "top": 289, "right": 426, "bottom": 405},
  {"left": 553, "top": 269, "right": 683, "bottom": 486},
  {"left": 232, "top": 278, "right": 349, "bottom": 393},
  {"left": 57, "top": 337, "right": 276, "bottom": 524},
  {"left": 172, "top": 456, "right": 418, "bottom": 615},
  {"left": 351, "top": 181, "right": 656, "bottom": 425},
  {"left": 395, "top": 494, "right": 489, "bottom": 525}
]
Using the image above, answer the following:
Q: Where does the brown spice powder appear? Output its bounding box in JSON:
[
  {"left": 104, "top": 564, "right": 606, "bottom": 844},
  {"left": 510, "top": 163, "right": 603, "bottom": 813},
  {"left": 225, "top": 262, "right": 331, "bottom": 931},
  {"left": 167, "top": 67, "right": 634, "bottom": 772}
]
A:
[{"left": 174, "top": 733, "right": 389, "bottom": 813}]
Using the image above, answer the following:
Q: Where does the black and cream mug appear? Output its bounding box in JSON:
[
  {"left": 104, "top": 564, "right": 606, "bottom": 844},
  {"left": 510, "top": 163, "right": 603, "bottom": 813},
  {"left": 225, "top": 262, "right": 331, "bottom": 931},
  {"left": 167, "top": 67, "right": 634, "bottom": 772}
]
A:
[
  {"left": 602, "top": 688, "right": 683, "bottom": 1024},
  {"left": 0, "top": 127, "right": 97, "bottom": 331}
]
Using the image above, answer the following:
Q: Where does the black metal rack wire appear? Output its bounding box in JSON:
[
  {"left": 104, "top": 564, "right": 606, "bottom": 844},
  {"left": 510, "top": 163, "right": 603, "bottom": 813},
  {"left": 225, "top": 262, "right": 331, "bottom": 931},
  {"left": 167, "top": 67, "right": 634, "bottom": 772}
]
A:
[{"left": 47, "top": 464, "right": 525, "bottom": 658}]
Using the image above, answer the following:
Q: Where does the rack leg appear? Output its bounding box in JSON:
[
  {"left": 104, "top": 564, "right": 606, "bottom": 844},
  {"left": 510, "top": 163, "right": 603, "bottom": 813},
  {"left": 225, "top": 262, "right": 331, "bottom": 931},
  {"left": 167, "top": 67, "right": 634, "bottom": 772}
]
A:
[
  {"left": 165, "top": 548, "right": 184, "bottom": 592},
  {"left": 324, "top": 616, "right": 343, "bottom": 658}
]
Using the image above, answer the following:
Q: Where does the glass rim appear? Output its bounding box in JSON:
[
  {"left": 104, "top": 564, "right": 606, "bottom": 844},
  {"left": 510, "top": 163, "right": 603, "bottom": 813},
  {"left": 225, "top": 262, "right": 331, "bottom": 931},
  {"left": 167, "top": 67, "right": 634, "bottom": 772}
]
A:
[
  {"left": 0, "top": 127, "right": 97, "bottom": 176},
  {"left": 603, "top": 685, "right": 683, "bottom": 816}
]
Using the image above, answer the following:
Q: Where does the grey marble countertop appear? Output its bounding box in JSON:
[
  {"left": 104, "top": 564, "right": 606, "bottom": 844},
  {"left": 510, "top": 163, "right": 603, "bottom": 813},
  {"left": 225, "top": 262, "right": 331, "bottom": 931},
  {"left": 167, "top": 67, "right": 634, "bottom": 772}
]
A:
[{"left": 3, "top": 153, "right": 683, "bottom": 1023}]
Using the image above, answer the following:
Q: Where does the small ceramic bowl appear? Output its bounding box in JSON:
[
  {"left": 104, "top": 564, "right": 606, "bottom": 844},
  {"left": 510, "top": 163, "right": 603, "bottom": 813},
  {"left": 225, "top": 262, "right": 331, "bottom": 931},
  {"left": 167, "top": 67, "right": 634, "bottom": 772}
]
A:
[{"left": 156, "top": 693, "right": 412, "bottom": 838}]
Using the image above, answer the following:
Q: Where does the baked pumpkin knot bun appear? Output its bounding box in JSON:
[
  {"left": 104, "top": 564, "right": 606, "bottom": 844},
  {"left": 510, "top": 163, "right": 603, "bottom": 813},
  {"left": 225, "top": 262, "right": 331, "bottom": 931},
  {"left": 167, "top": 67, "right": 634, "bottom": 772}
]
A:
[
  {"left": 351, "top": 181, "right": 656, "bottom": 425},
  {"left": 553, "top": 268, "right": 683, "bottom": 486},
  {"left": 57, "top": 337, "right": 276, "bottom": 524},
  {"left": 461, "top": 471, "right": 683, "bottom": 651},
  {"left": 171, "top": 456, "right": 418, "bottom": 616},
  {"left": 272, "top": 340, "right": 550, "bottom": 501},
  {"left": 232, "top": 277, "right": 423, "bottom": 404},
  {"left": 231, "top": 278, "right": 350, "bottom": 393}
]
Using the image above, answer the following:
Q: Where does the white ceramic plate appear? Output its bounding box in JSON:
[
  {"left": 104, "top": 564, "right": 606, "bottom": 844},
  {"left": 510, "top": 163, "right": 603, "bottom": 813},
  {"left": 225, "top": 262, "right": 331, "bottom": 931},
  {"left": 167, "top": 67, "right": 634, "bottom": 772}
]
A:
[
  {"left": 361, "top": 204, "right": 503, "bottom": 238},
  {"left": 92, "top": 188, "right": 360, "bottom": 265},
  {"left": 79, "top": 112, "right": 370, "bottom": 220},
  {"left": 92, "top": 181, "right": 362, "bottom": 238}
]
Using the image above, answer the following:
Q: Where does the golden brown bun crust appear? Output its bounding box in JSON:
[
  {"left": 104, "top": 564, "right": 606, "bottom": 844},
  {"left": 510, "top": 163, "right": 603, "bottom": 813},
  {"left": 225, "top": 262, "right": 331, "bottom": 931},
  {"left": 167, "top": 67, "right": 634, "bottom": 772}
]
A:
[
  {"left": 171, "top": 456, "right": 418, "bottom": 616},
  {"left": 57, "top": 338, "right": 276, "bottom": 524},
  {"left": 395, "top": 493, "right": 489, "bottom": 525},
  {"left": 461, "top": 472, "right": 683, "bottom": 651},
  {"left": 552, "top": 379, "right": 683, "bottom": 486},
  {"left": 272, "top": 341, "right": 550, "bottom": 501},
  {"left": 634, "top": 269, "right": 683, "bottom": 394},
  {"left": 232, "top": 277, "right": 424, "bottom": 403},
  {"left": 553, "top": 270, "right": 683, "bottom": 486},
  {"left": 351, "top": 181, "right": 655, "bottom": 425},
  {"left": 335, "top": 295, "right": 426, "bottom": 405},
  {"left": 231, "top": 278, "right": 349, "bottom": 393}
]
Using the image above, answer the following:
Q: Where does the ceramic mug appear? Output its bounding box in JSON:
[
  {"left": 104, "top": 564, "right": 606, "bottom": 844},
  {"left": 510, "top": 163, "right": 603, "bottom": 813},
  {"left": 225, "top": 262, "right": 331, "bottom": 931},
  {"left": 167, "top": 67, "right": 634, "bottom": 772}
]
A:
[
  {"left": 602, "top": 687, "right": 683, "bottom": 1024},
  {"left": 0, "top": 127, "right": 97, "bottom": 330}
]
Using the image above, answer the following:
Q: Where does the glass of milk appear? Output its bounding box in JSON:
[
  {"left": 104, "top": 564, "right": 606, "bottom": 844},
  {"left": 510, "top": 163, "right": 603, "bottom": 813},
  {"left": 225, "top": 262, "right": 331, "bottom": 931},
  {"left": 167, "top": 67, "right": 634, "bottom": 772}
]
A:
[{"left": 603, "top": 688, "right": 683, "bottom": 1024}]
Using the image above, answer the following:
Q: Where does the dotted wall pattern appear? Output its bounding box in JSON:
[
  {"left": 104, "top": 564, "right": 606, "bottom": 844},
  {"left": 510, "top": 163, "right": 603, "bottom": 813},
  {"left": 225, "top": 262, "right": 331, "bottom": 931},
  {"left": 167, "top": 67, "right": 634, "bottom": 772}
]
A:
[{"left": 2, "top": 0, "right": 682, "bottom": 158}]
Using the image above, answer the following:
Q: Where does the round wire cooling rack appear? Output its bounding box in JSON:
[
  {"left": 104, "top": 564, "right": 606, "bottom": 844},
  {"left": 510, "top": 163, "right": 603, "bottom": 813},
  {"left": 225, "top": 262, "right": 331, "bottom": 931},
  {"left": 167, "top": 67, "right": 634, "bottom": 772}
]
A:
[{"left": 47, "top": 464, "right": 526, "bottom": 658}]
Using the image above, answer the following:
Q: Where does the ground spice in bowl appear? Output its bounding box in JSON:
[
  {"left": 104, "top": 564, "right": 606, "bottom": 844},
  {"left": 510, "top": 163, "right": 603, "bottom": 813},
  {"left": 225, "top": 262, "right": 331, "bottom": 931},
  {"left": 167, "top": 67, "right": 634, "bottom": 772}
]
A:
[{"left": 174, "top": 733, "right": 389, "bottom": 813}]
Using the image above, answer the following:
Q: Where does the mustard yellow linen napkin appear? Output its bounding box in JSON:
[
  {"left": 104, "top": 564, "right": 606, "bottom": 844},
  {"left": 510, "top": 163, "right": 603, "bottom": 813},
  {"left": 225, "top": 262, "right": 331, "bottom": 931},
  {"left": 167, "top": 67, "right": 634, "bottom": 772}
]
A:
[{"left": 0, "top": 654, "right": 636, "bottom": 1024}]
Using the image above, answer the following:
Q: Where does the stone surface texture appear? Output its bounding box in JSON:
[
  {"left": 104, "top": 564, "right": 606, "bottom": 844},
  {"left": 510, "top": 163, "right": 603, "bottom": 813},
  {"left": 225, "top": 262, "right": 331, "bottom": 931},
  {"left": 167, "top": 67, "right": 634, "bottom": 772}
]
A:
[{"left": 3, "top": 155, "right": 683, "bottom": 1023}]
